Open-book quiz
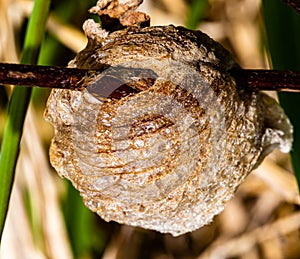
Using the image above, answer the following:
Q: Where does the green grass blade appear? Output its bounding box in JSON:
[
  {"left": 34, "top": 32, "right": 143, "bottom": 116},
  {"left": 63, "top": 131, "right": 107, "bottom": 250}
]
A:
[
  {"left": 0, "top": 0, "right": 51, "bottom": 241},
  {"left": 62, "top": 181, "right": 105, "bottom": 258},
  {"left": 185, "top": 0, "right": 209, "bottom": 29},
  {"left": 262, "top": 0, "right": 300, "bottom": 190}
]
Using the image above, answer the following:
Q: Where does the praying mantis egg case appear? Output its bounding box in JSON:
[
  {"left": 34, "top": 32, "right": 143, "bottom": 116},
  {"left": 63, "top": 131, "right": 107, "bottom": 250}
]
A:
[{"left": 44, "top": 21, "right": 293, "bottom": 236}]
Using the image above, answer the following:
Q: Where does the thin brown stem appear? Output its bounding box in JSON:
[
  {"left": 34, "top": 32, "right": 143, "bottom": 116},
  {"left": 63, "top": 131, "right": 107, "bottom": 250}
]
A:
[
  {"left": 0, "top": 63, "right": 300, "bottom": 93},
  {"left": 230, "top": 69, "right": 300, "bottom": 92},
  {"left": 0, "top": 63, "right": 100, "bottom": 90}
]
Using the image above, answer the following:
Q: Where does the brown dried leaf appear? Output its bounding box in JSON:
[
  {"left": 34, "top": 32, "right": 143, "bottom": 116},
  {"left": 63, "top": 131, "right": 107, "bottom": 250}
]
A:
[{"left": 90, "top": 0, "right": 150, "bottom": 29}]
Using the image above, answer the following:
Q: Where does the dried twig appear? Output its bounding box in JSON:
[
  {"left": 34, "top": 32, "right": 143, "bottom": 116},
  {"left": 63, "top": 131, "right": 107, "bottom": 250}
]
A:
[
  {"left": 0, "top": 62, "right": 300, "bottom": 93},
  {"left": 230, "top": 69, "right": 300, "bottom": 92},
  {"left": 0, "top": 63, "right": 95, "bottom": 90}
]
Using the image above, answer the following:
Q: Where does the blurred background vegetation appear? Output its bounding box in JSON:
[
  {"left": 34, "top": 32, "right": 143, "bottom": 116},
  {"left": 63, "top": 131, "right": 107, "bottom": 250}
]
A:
[{"left": 0, "top": 0, "right": 300, "bottom": 258}]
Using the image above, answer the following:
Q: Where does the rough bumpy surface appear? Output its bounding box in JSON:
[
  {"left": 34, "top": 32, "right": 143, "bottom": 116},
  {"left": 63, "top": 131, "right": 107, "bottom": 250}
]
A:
[{"left": 44, "top": 21, "right": 292, "bottom": 236}]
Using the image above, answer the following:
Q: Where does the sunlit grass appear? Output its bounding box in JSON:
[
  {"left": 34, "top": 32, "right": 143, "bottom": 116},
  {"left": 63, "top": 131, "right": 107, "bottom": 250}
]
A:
[
  {"left": 0, "top": 0, "right": 299, "bottom": 257},
  {"left": 0, "top": 0, "right": 51, "bottom": 240}
]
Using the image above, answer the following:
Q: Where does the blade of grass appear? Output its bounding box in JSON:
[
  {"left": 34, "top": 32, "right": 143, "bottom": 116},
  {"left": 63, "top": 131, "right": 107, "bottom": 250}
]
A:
[
  {"left": 185, "top": 0, "right": 209, "bottom": 29},
  {"left": 262, "top": 0, "right": 300, "bottom": 190},
  {"left": 62, "top": 181, "right": 105, "bottom": 258},
  {"left": 0, "top": 0, "right": 51, "bottom": 241}
]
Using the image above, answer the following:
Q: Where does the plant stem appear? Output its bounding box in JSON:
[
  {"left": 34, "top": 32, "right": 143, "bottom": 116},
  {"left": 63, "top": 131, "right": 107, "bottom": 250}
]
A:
[
  {"left": 0, "top": 63, "right": 90, "bottom": 90},
  {"left": 0, "top": 63, "right": 300, "bottom": 92},
  {"left": 231, "top": 69, "right": 300, "bottom": 92},
  {"left": 0, "top": 0, "right": 51, "bottom": 242}
]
